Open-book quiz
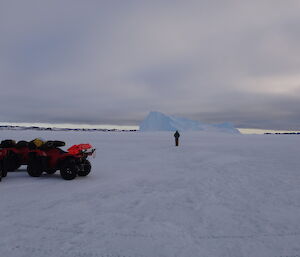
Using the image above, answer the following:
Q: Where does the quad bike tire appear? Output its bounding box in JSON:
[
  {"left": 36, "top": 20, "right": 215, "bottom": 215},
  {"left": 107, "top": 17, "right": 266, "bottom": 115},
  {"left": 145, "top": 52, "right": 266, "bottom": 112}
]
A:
[
  {"left": 2, "top": 168, "right": 7, "bottom": 178},
  {"left": 0, "top": 139, "right": 16, "bottom": 148},
  {"left": 77, "top": 159, "right": 91, "bottom": 176},
  {"left": 0, "top": 162, "right": 3, "bottom": 181},
  {"left": 27, "top": 156, "right": 43, "bottom": 177},
  {"left": 60, "top": 159, "right": 77, "bottom": 180},
  {"left": 3, "top": 151, "right": 21, "bottom": 173},
  {"left": 1, "top": 161, "right": 7, "bottom": 178},
  {"left": 16, "top": 141, "right": 29, "bottom": 148}
]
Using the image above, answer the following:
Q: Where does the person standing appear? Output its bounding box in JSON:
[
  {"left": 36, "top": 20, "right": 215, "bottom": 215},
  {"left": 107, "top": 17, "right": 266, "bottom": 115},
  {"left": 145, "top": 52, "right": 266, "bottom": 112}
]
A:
[{"left": 174, "top": 130, "right": 180, "bottom": 146}]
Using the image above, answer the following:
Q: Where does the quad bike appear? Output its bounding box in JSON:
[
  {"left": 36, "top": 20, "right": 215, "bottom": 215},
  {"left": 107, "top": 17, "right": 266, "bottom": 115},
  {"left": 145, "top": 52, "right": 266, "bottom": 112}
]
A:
[
  {"left": 0, "top": 140, "right": 32, "bottom": 180},
  {"left": 0, "top": 139, "right": 95, "bottom": 181},
  {"left": 27, "top": 142, "right": 95, "bottom": 180}
]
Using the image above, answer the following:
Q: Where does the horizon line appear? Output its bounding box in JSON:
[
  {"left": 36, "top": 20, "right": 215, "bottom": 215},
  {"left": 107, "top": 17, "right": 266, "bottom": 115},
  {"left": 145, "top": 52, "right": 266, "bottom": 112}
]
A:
[{"left": 1, "top": 122, "right": 300, "bottom": 134}]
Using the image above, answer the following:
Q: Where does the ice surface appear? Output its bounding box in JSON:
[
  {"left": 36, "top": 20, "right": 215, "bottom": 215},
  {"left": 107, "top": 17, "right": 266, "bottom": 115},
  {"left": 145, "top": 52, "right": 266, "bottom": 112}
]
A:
[
  {"left": 139, "top": 111, "right": 240, "bottom": 134},
  {"left": 1, "top": 130, "right": 300, "bottom": 257}
]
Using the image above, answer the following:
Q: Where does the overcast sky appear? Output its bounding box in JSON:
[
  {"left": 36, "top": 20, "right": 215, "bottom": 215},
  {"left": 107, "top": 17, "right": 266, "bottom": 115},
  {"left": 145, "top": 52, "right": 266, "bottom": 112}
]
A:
[{"left": 1, "top": 0, "right": 300, "bottom": 129}]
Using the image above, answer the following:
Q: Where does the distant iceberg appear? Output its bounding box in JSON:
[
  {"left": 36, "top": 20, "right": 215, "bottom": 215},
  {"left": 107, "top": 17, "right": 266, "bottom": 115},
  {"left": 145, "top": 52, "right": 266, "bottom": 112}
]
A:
[{"left": 139, "top": 111, "right": 240, "bottom": 134}]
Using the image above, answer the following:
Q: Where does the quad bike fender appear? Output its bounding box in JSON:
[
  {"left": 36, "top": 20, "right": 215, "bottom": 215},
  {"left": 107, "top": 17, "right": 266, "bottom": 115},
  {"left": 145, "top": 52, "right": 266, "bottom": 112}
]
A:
[{"left": 67, "top": 144, "right": 93, "bottom": 155}]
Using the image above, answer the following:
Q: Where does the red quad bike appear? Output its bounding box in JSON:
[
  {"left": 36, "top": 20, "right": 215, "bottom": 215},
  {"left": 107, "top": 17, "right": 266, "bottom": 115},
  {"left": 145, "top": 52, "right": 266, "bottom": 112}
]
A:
[
  {"left": 27, "top": 142, "right": 95, "bottom": 180},
  {"left": 0, "top": 140, "right": 32, "bottom": 181}
]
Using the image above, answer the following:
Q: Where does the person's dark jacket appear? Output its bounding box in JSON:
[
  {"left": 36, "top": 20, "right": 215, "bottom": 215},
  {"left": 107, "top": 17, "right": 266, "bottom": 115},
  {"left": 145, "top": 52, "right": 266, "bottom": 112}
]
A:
[{"left": 174, "top": 131, "right": 180, "bottom": 138}]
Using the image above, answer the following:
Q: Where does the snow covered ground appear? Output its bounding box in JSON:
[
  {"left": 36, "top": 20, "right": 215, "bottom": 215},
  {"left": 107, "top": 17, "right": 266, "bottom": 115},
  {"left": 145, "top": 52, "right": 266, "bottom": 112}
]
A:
[{"left": 0, "top": 130, "right": 300, "bottom": 257}]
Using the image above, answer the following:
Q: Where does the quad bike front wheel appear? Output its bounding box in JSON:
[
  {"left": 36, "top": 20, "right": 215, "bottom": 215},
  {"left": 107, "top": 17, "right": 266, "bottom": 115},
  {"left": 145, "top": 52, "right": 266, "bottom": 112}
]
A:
[
  {"left": 27, "top": 156, "right": 43, "bottom": 177},
  {"left": 60, "top": 159, "right": 77, "bottom": 180},
  {"left": 77, "top": 159, "right": 91, "bottom": 176}
]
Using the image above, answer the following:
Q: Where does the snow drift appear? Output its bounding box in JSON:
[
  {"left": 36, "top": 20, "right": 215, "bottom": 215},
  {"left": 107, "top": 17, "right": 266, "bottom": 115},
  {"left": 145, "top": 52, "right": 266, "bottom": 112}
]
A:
[{"left": 139, "top": 111, "right": 240, "bottom": 134}]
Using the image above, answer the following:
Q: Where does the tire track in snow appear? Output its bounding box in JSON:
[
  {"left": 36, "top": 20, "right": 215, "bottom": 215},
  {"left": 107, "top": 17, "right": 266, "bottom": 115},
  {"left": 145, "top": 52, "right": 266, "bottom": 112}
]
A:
[
  {"left": 196, "top": 231, "right": 300, "bottom": 240},
  {"left": 14, "top": 222, "right": 300, "bottom": 240},
  {"left": 8, "top": 245, "right": 144, "bottom": 257}
]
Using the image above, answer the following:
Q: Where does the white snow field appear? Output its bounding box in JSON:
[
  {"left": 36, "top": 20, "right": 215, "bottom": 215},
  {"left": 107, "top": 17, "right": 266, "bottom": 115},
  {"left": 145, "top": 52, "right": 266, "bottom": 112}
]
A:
[{"left": 1, "top": 130, "right": 300, "bottom": 257}]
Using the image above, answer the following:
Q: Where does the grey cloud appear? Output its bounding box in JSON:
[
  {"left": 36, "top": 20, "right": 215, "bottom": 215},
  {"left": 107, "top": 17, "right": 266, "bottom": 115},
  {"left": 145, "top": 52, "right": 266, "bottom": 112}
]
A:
[{"left": 1, "top": 0, "right": 300, "bottom": 129}]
